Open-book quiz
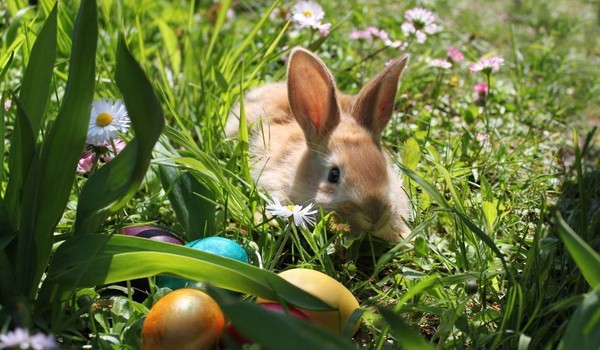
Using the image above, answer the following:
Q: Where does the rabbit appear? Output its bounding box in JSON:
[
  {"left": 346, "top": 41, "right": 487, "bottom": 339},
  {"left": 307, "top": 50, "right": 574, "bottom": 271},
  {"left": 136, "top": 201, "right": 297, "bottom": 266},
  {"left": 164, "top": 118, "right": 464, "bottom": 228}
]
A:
[{"left": 226, "top": 47, "right": 411, "bottom": 242}]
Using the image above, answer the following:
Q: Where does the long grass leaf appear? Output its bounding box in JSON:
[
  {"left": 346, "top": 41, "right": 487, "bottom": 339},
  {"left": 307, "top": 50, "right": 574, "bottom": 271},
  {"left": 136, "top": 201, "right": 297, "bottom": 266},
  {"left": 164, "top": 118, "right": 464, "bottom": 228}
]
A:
[
  {"left": 16, "top": 0, "right": 96, "bottom": 298},
  {"left": 158, "top": 167, "right": 216, "bottom": 240},
  {"left": 378, "top": 307, "right": 435, "bottom": 350},
  {"left": 5, "top": 3, "right": 57, "bottom": 224},
  {"left": 556, "top": 214, "right": 600, "bottom": 288},
  {"left": 211, "top": 288, "right": 356, "bottom": 350},
  {"left": 558, "top": 289, "right": 600, "bottom": 350},
  {"left": 74, "top": 35, "right": 165, "bottom": 234},
  {"left": 39, "top": 234, "right": 332, "bottom": 312}
]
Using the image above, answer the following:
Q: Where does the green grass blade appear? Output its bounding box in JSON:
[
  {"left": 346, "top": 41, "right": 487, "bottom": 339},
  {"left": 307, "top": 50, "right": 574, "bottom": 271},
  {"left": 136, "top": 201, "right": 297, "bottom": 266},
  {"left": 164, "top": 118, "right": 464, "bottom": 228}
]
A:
[
  {"left": 39, "top": 234, "right": 332, "bottom": 312},
  {"left": 158, "top": 167, "right": 216, "bottom": 240},
  {"left": 15, "top": 0, "right": 96, "bottom": 298},
  {"left": 556, "top": 214, "right": 600, "bottom": 288},
  {"left": 399, "top": 163, "right": 511, "bottom": 276},
  {"left": 559, "top": 289, "right": 600, "bottom": 350},
  {"left": 4, "top": 3, "right": 57, "bottom": 223},
  {"left": 398, "top": 164, "right": 450, "bottom": 209},
  {"left": 204, "top": 0, "right": 231, "bottom": 61},
  {"left": 378, "top": 307, "right": 435, "bottom": 350},
  {"left": 211, "top": 287, "right": 356, "bottom": 350},
  {"left": 74, "top": 34, "right": 165, "bottom": 234}
]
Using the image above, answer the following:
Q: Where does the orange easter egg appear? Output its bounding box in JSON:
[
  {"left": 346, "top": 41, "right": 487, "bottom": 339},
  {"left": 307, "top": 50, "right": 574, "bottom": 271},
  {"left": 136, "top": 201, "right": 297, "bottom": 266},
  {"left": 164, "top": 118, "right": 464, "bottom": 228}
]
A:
[{"left": 141, "top": 288, "right": 225, "bottom": 350}]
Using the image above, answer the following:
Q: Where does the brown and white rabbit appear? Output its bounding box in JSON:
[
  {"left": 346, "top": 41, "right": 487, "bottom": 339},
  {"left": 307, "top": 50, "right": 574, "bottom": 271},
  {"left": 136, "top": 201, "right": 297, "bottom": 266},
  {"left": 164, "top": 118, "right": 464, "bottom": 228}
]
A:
[{"left": 226, "top": 47, "right": 411, "bottom": 242}]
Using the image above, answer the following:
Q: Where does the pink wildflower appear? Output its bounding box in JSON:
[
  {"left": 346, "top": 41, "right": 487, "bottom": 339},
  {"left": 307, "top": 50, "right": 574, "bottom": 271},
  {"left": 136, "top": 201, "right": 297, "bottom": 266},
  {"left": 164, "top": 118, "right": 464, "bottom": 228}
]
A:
[
  {"left": 101, "top": 138, "right": 127, "bottom": 162},
  {"left": 3, "top": 99, "right": 11, "bottom": 111},
  {"left": 469, "top": 56, "right": 504, "bottom": 74},
  {"left": 384, "top": 39, "right": 407, "bottom": 49},
  {"left": 350, "top": 26, "right": 389, "bottom": 40},
  {"left": 316, "top": 22, "right": 331, "bottom": 36},
  {"left": 474, "top": 82, "right": 489, "bottom": 96},
  {"left": 0, "top": 328, "right": 57, "bottom": 349},
  {"left": 447, "top": 47, "right": 464, "bottom": 62},
  {"left": 401, "top": 7, "right": 440, "bottom": 43},
  {"left": 429, "top": 58, "right": 452, "bottom": 69},
  {"left": 77, "top": 153, "right": 96, "bottom": 174},
  {"left": 349, "top": 26, "right": 405, "bottom": 49},
  {"left": 476, "top": 133, "right": 489, "bottom": 143}
]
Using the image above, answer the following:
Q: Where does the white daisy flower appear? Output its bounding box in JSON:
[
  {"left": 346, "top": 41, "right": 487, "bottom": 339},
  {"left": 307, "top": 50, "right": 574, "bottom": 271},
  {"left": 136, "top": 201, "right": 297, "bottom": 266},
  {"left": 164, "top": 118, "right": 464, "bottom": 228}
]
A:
[
  {"left": 401, "top": 7, "right": 440, "bottom": 44},
  {"left": 469, "top": 56, "right": 504, "bottom": 74},
  {"left": 291, "top": 1, "right": 325, "bottom": 28},
  {"left": 266, "top": 198, "right": 318, "bottom": 229},
  {"left": 87, "top": 99, "right": 130, "bottom": 146}
]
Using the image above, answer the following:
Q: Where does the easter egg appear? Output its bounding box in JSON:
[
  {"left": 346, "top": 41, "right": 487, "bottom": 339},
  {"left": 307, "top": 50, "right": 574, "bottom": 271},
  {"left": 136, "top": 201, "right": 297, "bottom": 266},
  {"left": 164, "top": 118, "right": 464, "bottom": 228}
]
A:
[
  {"left": 187, "top": 237, "right": 249, "bottom": 263},
  {"left": 256, "top": 268, "right": 360, "bottom": 334},
  {"left": 156, "top": 237, "right": 249, "bottom": 291},
  {"left": 121, "top": 226, "right": 184, "bottom": 245},
  {"left": 141, "top": 288, "right": 225, "bottom": 350},
  {"left": 118, "top": 226, "right": 183, "bottom": 302}
]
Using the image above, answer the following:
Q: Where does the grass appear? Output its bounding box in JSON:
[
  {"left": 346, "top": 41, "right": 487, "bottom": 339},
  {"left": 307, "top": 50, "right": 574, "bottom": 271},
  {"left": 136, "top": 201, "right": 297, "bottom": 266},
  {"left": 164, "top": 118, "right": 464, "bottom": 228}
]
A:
[{"left": 1, "top": 0, "right": 599, "bottom": 349}]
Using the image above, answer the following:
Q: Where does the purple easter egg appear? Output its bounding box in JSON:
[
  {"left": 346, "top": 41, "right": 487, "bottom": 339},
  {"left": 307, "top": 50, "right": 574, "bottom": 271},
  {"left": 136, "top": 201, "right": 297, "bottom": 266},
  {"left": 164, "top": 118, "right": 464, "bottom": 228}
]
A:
[{"left": 121, "top": 226, "right": 183, "bottom": 245}]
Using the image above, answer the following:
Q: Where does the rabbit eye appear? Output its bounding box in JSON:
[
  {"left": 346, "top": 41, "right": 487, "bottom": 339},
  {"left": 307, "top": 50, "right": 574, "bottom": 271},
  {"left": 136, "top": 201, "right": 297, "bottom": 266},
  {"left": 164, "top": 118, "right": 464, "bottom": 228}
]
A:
[{"left": 328, "top": 167, "right": 341, "bottom": 184}]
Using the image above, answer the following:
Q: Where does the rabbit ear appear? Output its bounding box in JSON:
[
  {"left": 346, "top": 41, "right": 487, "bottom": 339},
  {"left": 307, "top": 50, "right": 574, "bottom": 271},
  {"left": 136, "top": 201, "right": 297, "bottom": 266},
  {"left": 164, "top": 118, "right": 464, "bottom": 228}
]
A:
[
  {"left": 287, "top": 47, "right": 341, "bottom": 142},
  {"left": 352, "top": 55, "right": 409, "bottom": 140}
]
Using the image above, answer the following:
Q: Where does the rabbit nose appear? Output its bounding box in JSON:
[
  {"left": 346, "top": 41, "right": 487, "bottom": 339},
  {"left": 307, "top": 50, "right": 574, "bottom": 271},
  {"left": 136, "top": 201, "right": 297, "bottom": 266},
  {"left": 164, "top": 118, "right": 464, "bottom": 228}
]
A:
[{"left": 364, "top": 197, "right": 390, "bottom": 227}]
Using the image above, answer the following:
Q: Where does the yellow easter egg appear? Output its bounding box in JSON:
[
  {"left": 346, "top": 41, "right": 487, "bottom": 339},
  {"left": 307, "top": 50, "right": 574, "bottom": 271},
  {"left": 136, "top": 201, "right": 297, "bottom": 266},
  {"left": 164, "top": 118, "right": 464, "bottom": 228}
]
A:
[{"left": 257, "top": 268, "right": 360, "bottom": 334}]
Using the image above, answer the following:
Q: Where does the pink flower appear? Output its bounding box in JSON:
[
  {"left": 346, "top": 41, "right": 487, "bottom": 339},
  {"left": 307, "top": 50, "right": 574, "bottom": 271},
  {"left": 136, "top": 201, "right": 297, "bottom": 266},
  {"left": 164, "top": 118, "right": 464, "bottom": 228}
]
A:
[
  {"left": 349, "top": 26, "right": 405, "bottom": 49},
  {"left": 469, "top": 56, "right": 504, "bottom": 74},
  {"left": 349, "top": 26, "right": 389, "bottom": 40},
  {"left": 476, "top": 133, "right": 489, "bottom": 143},
  {"left": 474, "top": 82, "right": 489, "bottom": 95},
  {"left": 101, "top": 138, "right": 127, "bottom": 162},
  {"left": 401, "top": 7, "right": 440, "bottom": 43},
  {"left": 316, "top": 22, "right": 331, "bottom": 36},
  {"left": 447, "top": 47, "right": 464, "bottom": 62},
  {"left": 384, "top": 39, "right": 407, "bottom": 49},
  {"left": 0, "top": 328, "right": 57, "bottom": 349},
  {"left": 429, "top": 58, "right": 452, "bottom": 69},
  {"left": 3, "top": 99, "right": 11, "bottom": 111},
  {"left": 77, "top": 153, "right": 96, "bottom": 174}
]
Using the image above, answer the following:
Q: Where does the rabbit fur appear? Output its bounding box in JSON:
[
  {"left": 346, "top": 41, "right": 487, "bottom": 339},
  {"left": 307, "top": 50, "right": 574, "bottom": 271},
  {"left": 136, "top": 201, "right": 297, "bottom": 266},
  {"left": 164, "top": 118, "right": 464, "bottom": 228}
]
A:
[{"left": 226, "top": 47, "right": 411, "bottom": 242}]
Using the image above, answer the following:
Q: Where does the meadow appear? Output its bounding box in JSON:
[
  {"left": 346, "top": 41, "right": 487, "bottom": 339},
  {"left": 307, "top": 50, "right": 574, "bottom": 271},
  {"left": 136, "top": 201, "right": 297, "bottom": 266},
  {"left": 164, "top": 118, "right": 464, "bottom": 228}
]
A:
[{"left": 0, "top": 0, "right": 599, "bottom": 349}]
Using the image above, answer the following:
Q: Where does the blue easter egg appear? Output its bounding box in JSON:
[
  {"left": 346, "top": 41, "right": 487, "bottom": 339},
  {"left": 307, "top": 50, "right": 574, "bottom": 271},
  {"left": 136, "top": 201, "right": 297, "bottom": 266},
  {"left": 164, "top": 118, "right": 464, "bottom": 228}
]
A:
[
  {"left": 187, "top": 237, "right": 249, "bottom": 263},
  {"left": 156, "top": 237, "right": 248, "bottom": 291}
]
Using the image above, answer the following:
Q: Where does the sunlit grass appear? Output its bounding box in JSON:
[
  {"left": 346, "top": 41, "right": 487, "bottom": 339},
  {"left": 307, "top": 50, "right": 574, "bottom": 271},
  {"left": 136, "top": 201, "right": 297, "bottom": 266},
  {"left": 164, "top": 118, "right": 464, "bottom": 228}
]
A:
[{"left": 1, "top": 0, "right": 599, "bottom": 348}]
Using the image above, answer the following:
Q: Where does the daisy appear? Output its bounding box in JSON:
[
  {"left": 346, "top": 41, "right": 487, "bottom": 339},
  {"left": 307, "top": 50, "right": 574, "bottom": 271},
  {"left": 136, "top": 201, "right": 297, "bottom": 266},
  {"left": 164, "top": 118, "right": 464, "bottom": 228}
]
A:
[
  {"left": 401, "top": 7, "right": 440, "bottom": 43},
  {"left": 469, "top": 56, "right": 504, "bottom": 74},
  {"left": 291, "top": 1, "right": 331, "bottom": 35},
  {"left": 266, "top": 198, "right": 318, "bottom": 229},
  {"left": 429, "top": 58, "right": 452, "bottom": 69},
  {"left": 87, "top": 99, "right": 130, "bottom": 146}
]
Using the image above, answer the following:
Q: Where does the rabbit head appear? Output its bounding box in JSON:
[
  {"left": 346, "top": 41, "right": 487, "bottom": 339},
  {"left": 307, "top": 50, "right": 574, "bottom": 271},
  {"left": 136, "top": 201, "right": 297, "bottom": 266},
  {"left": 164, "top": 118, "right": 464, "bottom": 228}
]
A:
[{"left": 256, "top": 47, "right": 411, "bottom": 242}]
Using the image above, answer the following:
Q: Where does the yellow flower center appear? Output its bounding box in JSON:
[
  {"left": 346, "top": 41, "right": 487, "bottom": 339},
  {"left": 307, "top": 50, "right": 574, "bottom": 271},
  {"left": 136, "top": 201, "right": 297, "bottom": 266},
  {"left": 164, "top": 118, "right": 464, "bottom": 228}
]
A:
[
  {"left": 95, "top": 112, "right": 113, "bottom": 127},
  {"left": 449, "top": 76, "right": 459, "bottom": 86},
  {"left": 303, "top": 10, "right": 314, "bottom": 17},
  {"left": 286, "top": 205, "right": 295, "bottom": 211}
]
